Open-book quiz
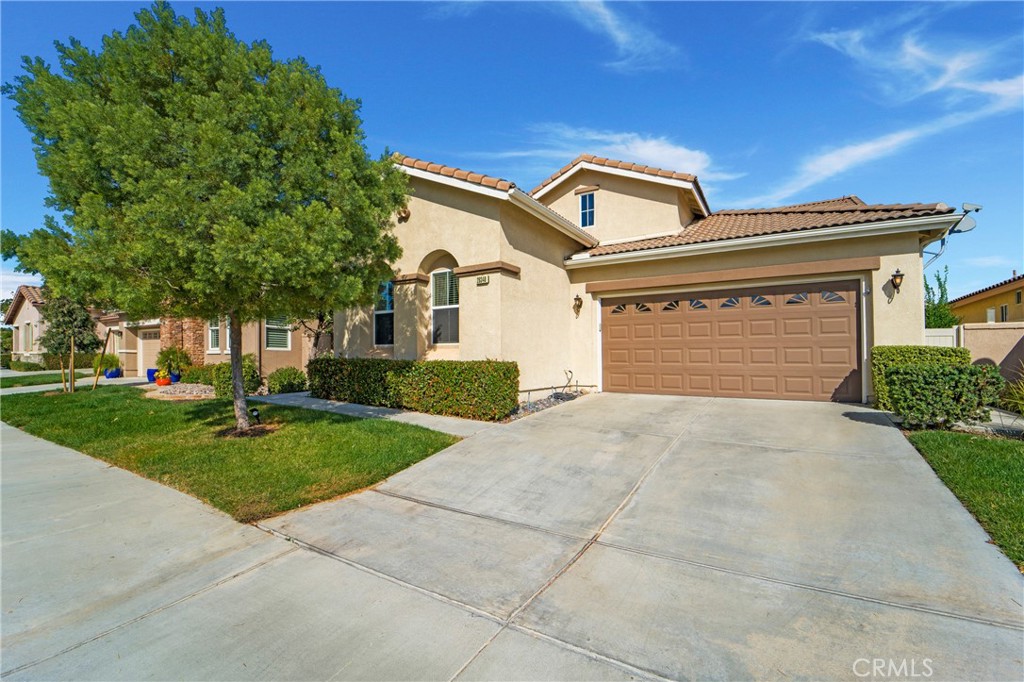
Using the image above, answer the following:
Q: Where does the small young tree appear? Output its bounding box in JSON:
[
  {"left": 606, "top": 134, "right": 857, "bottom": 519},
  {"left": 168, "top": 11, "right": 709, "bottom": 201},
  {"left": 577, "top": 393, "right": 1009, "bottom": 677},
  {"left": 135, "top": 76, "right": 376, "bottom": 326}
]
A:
[
  {"left": 924, "top": 266, "right": 962, "bottom": 329},
  {"left": 4, "top": 3, "right": 406, "bottom": 429},
  {"left": 38, "top": 291, "right": 101, "bottom": 390}
]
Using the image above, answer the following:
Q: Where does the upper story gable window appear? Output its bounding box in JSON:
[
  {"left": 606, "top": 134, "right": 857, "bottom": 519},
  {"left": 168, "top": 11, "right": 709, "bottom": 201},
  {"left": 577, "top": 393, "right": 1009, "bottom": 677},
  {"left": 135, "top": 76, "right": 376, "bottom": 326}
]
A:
[{"left": 579, "top": 192, "right": 595, "bottom": 228}]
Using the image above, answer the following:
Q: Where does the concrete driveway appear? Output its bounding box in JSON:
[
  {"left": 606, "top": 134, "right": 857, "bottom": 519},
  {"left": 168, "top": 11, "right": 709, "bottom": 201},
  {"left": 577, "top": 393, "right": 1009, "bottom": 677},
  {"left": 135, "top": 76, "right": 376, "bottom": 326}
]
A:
[{"left": 3, "top": 394, "right": 1022, "bottom": 680}]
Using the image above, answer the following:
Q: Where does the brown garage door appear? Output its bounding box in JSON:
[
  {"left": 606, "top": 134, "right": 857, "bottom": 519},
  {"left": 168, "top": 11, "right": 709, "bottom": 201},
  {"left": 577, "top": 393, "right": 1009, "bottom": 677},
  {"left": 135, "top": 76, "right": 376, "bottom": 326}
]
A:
[{"left": 602, "top": 281, "right": 861, "bottom": 402}]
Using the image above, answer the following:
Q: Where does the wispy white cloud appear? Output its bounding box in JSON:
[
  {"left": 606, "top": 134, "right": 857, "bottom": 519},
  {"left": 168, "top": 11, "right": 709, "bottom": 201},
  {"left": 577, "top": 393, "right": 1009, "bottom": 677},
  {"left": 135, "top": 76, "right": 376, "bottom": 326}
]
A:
[
  {"left": 737, "top": 15, "right": 1023, "bottom": 206},
  {"left": 963, "top": 255, "right": 1020, "bottom": 269},
  {"left": 467, "top": 123, "right": 743, "bottom": 184},
  {"left": 556, "top": 1, "right": 681, "bottom": 73},
  {"left": 1, "top": 268, "right": 42, "bottom": 301}
]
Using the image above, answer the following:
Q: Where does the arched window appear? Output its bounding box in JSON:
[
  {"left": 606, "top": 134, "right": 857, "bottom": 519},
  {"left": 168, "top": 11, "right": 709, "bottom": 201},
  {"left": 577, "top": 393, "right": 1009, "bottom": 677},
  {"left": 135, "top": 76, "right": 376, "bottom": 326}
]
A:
[{"left": 431, "top": 269, "right": 459, "bottom": 344}]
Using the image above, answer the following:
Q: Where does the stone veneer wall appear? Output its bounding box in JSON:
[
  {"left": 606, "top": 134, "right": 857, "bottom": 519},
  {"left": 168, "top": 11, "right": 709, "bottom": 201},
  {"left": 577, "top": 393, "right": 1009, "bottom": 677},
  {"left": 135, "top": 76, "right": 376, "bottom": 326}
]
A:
[{"left": 159, "top": 317, "right": 207, "bottom": 366}]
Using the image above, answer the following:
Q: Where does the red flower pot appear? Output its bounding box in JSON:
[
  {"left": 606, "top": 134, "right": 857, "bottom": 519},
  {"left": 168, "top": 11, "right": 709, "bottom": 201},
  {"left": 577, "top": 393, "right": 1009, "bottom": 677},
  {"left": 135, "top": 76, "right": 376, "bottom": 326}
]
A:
[{"left": 155, "top": 377, "right": 172, "bottom": 386}]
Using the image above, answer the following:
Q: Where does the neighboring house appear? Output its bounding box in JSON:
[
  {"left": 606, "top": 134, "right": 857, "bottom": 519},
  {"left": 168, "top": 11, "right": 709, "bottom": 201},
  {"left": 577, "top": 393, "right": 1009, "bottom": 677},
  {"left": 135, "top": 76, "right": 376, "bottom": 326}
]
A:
[
  {"left": 336, "top": 153, "right": 965, "bottom": 403},
  {"left": 4, "top": 285, "right": 47, "bottom": 363},
  {"left": 110, "top": 317, "right": 322, "bottom": 379},
  {"left": 949, "top": 272, "right": 1024, "bottom": 323}
]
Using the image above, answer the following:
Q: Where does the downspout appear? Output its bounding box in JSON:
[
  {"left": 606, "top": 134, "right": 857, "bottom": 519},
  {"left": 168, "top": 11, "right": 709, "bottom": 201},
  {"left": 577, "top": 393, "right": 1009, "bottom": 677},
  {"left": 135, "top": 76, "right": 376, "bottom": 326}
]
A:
[{"left": 258, "top": 319, "right": 263, "bottom": 378}]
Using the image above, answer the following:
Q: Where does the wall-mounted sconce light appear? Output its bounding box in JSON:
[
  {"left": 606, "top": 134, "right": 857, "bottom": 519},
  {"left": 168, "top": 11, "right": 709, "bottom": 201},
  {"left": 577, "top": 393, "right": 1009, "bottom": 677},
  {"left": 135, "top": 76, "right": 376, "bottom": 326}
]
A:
[
  {"left": 397, "top": 208, "right": 411, "bottom": 223},
  {"left": 890, "top": 269, "right": 904, "bottom": 294},
  {"left": 572, "top": 294, "right": 583, "bottom": 318}
]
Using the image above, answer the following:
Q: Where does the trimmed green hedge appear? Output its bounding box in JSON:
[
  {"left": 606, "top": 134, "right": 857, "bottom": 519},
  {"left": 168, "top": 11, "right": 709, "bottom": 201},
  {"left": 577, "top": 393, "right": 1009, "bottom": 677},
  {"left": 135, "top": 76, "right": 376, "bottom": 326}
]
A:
[
  {"left": 41, "top": 352, "right": 98, "bottom": 371},
  {"left": 307, "top": 357, "right": 519, "bottom": 421},
  {"left": 10, "top": 360, "right": 45, "bottom": 372},
  {"left": 267, "top": 366, "right": 307, "bottom": 394},
  {"left": 871, "top": 345, "right": 971, "bottom": 410},
  {"left": 886, "top": 363, "right": 1004, "bottom": 428}
]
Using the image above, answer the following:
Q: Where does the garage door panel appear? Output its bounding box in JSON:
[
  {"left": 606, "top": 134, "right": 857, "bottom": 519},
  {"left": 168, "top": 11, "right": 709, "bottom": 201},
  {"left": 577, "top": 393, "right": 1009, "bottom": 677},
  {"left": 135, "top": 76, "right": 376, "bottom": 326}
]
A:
[
  {"left": 751, "top": 347, "right": 779, "bottom": 365},
  {"left": 717, "top": 347, "right": 744, "bottom": 365},
  {"left": 602, "top": 280, "right": 860, "bottom": 401},
  {"left": 748, "top": 319, "right": 778, "bottom": 337}
]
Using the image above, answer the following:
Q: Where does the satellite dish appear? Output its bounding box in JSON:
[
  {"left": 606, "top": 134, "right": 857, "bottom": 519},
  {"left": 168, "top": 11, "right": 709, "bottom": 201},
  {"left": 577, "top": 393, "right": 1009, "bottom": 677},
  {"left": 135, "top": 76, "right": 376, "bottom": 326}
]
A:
[{"left": 950, "top": 215, "right": 976, "bottom": 234}]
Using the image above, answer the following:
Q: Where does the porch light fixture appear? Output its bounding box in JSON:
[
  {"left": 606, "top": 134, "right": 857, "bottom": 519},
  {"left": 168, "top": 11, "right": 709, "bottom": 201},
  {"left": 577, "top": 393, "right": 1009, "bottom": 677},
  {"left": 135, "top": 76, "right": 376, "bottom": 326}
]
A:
[
  {"left": 572, "top": 294, "right": 583, "bottom": 318},
  {"left": 890, "top": 269, "right": 905, "bottom": 294}
]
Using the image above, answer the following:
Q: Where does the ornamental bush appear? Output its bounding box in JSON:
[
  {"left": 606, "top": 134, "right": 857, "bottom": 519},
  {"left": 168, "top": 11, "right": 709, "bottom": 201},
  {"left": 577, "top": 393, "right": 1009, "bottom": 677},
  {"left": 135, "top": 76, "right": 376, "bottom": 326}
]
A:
[
  {"left": 871, "top": 345, "right": 971, "bottom": 410},
  {"left": 267, "top": 366, "right": 307, "bottom": 394},
  {"left": 180, "top": 364, "right": 216, "bottom": 386},
  {"left": 212, "top": 354, "right": 262, "bottom": 398},
  {"left": 886, "top": 363, "right": 1004, "bottom": 428},
  {"left": 307, "top": 357, "right": 519, "bottom": 421}
]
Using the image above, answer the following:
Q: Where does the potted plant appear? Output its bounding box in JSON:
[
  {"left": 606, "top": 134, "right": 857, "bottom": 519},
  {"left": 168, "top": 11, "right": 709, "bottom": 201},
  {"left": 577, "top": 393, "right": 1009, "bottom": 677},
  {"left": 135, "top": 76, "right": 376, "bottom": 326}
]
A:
[
  {"left": 156, "top": 346, "right": 193, "bottom": 383},
  {"left": 146, "top": 368, "right": 158, "bottom": 382},
  {"left": 93, "top": 353, "right": 121, "bottom": 379},
  {"left": 155, "top": 369, "right": 173, "bottom": 386}
]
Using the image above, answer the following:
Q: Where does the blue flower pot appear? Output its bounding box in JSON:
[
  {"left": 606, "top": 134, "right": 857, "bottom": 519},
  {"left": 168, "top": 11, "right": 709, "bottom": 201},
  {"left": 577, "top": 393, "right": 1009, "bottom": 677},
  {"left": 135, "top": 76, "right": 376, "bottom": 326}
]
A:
[
  {"left": 104, "top": 368, "right": 122, "bottom": 379},
  {"left": 170, "top": 372, "right": 181, "bottom": 383},
  {"left": 146, "top": 368, "right": 157, "bottom": 382}
]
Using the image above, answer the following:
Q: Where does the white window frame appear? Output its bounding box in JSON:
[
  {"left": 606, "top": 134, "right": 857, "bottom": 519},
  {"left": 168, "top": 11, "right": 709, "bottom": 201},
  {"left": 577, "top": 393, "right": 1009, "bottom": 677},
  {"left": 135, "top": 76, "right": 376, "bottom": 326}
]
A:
[
  {"left": 986, "top": 307, "right": 996, "bottom": 323},
  {"left": 431, "top": 268, "right": 459, "bottom": 345},
  {"left": 224, "top": 318, "right": 232, "bottom": 355},
  {"left": 374, "top": 282, "right": 395, "bottom": 347},
  {"left": 265, "top": 316, "right": 291, "bottom": 351},
  {"left": 23, "top": 324, "right": 32, "bottom": 352},
  {"left": 580, "top": 192, "right": 595, "bottom": 228},
  {"left": 208, "top": 318, "right": 221, "bottom": 353}
]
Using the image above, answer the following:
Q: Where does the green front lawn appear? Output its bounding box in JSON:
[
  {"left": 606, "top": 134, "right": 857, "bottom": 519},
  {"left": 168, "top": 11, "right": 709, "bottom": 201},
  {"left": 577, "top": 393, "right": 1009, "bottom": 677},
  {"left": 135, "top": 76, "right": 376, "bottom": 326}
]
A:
[
  {"left": 908, "top": 430, "right": 1024, "bottom": 571},
  {"left": 1, "top": 371, "right": 91, "bottom": 389},
  {"left": 1, "top": 386, "right": 458, "bottom": 522}
]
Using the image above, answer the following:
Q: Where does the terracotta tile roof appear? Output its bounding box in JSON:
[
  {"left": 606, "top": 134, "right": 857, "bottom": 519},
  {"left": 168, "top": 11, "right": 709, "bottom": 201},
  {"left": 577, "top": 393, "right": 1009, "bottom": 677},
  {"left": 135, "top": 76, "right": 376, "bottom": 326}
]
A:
[
  {"left": 949, "top": 272, "right": 1024, "bottom": 305},
  {"left": 19, "top": 285, "right": 44, "bottom": 305},
  {"left": 3, "top": 285, "right": 44, "bottom": 325},
  {"left": 393, "top": 153, "right": 515, "bottom": 191},
  {"left": 579, "top": 199, "right": 954, "bottom": 258},
  {"left": 530, "top": 154, "right": 697, "bottom": 195}
]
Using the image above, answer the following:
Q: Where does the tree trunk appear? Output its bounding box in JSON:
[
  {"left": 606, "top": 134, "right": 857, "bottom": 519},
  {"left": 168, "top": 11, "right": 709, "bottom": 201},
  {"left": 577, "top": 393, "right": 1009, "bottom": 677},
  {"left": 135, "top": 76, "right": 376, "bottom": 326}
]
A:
[
  {"left": 59, "top": 354, "right": 67, "bottom": 392},
  {"left": 229, "top": 311, "right": 250, "bottom": 431},
  {"left": 93, "top": 329, "right": 111, "bottom": 390},
  {"left": 69, "top": 337, "right": 75, "bottom": 393}
]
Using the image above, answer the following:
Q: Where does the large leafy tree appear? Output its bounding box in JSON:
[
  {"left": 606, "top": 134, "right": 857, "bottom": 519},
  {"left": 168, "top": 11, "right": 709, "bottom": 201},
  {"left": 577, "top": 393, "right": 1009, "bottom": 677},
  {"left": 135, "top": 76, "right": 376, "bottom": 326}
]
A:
[
  {"left": 924, "top": 266, "right": 961, "bottom": 329},
  {"left": 4, "top": 3, "right": 406, "bottom": 429}
]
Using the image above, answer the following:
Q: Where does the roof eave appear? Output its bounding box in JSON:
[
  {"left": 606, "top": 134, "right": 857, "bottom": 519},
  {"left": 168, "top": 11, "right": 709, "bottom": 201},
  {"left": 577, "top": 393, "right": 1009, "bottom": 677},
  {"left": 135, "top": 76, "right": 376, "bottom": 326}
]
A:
[
  {"left": 565, "top": 213, "right": 962, "bottom": 269},
  {"left": 950, "top": 275, "right": 1024, "bottom": 307}
]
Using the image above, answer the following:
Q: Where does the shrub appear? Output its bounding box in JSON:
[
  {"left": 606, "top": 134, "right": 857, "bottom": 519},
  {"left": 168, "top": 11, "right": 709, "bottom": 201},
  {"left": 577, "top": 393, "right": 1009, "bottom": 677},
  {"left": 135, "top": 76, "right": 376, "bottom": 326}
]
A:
[
  {"left": 267, "top": 366, "right": 307, "bottom": 394},
  {"left": 92, "top": 353, "right": 120, "bottom": 371},
  {"left": 180, "top": 364, "right": 216, "bottom": 386},
  {"left": 41, "top": 352, "right": 97, "bottom": 371},
  {"left": 393, "top": 360, "right": 519, "bottom": 421},
  {"left": 871, "top": 345, "right": 971, "bottom": 410},
  {"left": 307, "top": 357, "right": 519, "bottom": 421},
  {"left": 156, "top": 346, "right": 192, "bottom": 374},
  {"left": 10, "top": 360, "right": 45, "bottom": 371},
  {"left": 886, "top": 363, "right": 1005, "bottom": 428},
  {"left": 1, "top": 353, "right": 11, "bottom": 369},
  {"left": 999, "top": 361, "right": 1024, "bottom": 416},
  {"left": 212, "top": 354, "right": 262, "bottom": 398}
]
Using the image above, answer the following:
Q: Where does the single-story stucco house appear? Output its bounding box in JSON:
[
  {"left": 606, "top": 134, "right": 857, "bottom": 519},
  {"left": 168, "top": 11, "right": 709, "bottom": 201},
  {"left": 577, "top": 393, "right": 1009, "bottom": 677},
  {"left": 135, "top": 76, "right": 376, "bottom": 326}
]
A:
[
  {"left": 335, "top": 153, "right": 966, "bottom": 403},
  {"left": 950, "top": 272, "right": 1024, "bottom": 323},
  {"left": 5, "top": 285, "right": 48, "bottom": 363}
]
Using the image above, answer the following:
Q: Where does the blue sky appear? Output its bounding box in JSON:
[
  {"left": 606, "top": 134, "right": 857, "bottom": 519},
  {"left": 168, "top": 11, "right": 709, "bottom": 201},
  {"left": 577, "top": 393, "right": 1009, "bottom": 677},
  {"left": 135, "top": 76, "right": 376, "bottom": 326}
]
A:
[{"left": 2, "top": 1, "right": 1022, "bottom": 300}]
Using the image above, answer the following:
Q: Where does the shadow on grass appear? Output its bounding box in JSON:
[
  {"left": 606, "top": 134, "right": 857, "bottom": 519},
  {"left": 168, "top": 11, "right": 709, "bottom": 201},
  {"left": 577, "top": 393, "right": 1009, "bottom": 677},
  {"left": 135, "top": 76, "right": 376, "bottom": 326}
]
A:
[{"left": 181, "top": 397, "right": 362, "bottom": 431}]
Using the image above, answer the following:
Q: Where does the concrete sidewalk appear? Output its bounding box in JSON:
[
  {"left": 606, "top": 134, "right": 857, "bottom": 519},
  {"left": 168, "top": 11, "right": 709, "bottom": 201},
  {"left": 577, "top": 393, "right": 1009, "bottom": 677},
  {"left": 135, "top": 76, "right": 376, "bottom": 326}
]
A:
[
  {"left": 251, "top": 391, "right": 494, "bottom": 438},
  {"left": 0, "top": 376, "right": 150, "bottom": 395}
]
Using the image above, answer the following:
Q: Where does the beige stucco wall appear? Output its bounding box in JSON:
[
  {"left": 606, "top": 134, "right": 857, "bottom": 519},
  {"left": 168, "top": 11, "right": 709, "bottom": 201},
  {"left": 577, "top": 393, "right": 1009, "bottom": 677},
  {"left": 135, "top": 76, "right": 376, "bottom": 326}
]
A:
[
  {"left": 952, "top": 285, "right": 1024, "bottom": 323},
  {"left": 9, "top": 301, "right": 44, "bottom": 360},
  {"left": 201, "top": 319, "right": 307, "bottom": 376},
  {"left": 961, "top": 322, "right": 1024, "bottom": 380},
  {"left": 539, "top": 169, "right": 696, "bottom": 243}
]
